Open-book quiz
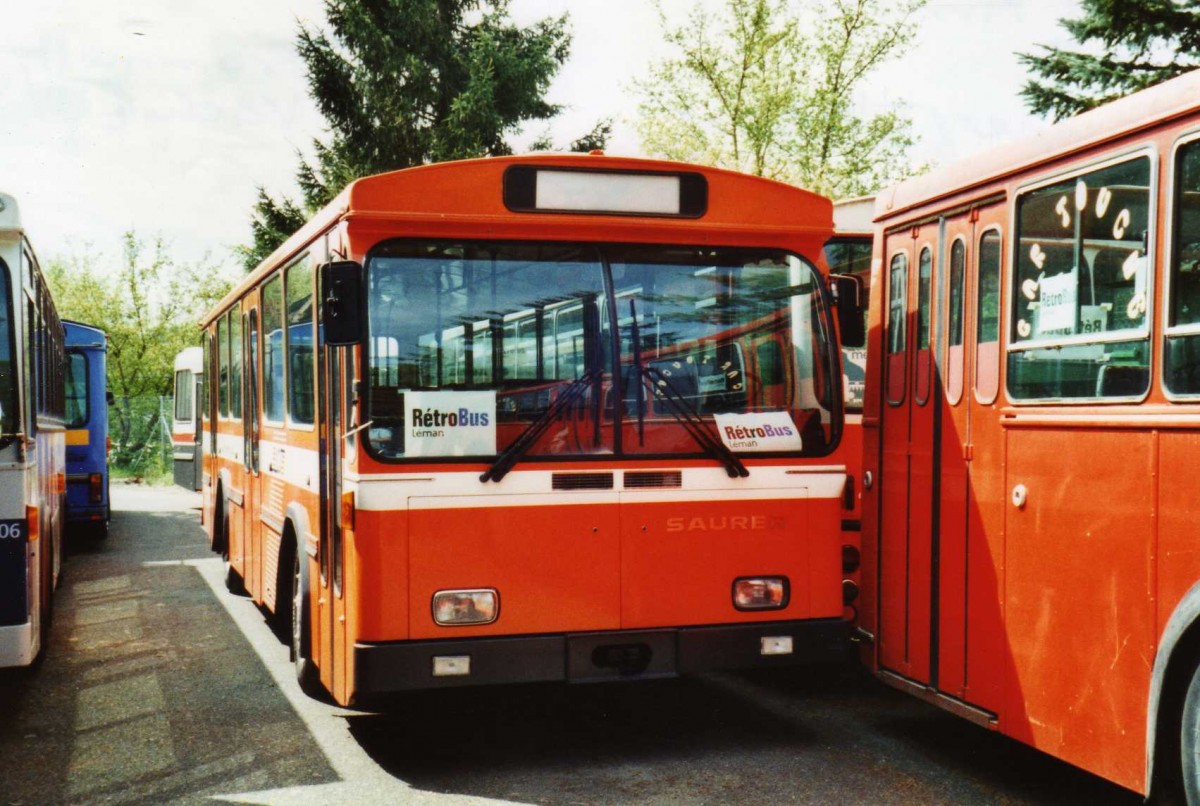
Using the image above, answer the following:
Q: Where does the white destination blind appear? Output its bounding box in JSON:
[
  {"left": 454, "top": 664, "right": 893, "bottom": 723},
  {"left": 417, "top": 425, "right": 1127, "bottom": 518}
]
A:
[
  {"left": 713, "top": 412, "right": 804, "bottom": 452},
  {"left": 535, "top": 170, "right": 681, "bottom": 214},
  {"left": 404, "top": 390, "right": 496, "bottom": 457}
]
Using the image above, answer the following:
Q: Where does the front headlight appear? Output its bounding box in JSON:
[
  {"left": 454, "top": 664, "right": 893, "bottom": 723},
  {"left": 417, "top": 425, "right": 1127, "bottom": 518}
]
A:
[
  {"left": 733, "top": 577, "right": 789, "bottom": 610},
  {"left": 432, "top": 589, "right": 499, "bottom": 626}
]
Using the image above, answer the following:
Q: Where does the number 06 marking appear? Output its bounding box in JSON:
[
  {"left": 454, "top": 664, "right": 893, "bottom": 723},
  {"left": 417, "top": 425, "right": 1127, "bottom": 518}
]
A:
[{"left": 0, "top": 521, "right": 26, "bottom": 540}]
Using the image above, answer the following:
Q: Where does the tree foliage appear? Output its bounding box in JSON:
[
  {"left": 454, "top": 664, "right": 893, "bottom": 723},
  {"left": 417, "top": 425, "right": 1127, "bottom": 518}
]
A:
[
  {"left": 1020, "top": 0, "right": 1200, "bottom": 121},
  {"left": 243, "top": 0, "right": 607, "bottom": 270},
  {"left": 45, "top": 234, "right": 233, "bottom": 474},
  {"left": 633, "top": 0, "right": 925, "bottom": 198}
]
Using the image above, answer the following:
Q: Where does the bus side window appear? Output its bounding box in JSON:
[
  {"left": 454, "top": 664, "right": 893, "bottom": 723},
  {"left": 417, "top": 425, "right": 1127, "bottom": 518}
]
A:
[
  {"left": 286, "top": 260, "right": 315, "bottom": 426},
  {"left": 1166, "top": 137, "right": 1200, "bottom": 395},
  {"left": 263, "top": 274, "right": 285, "bottom": 423}
]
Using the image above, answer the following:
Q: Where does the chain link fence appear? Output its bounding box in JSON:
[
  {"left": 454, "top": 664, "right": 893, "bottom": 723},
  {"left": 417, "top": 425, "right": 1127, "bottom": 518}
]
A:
[{"left": 109, "top": 395, "right": 174, "bottom": 482}]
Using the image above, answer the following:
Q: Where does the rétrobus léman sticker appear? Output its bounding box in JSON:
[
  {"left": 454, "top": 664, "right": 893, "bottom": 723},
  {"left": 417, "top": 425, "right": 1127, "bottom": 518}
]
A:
[
  {"left": 713, "top": 412, "right": 803, "bottom": 452},
  {"left": 403, "top": 390, "right": 497, "bottom": 457}
]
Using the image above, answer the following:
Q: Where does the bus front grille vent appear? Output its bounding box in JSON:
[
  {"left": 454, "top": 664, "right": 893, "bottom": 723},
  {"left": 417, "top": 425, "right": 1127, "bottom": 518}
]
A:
[
  {"left": 624, "top": 471, "right": 683, "bottom": 489},
  {"left": 551, "top": 472, "right": 614, "bottom": 490}
]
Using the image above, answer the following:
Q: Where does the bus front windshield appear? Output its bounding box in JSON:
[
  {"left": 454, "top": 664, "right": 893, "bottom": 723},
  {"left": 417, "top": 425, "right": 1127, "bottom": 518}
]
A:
[
  {"left": 365, "top": 241, "right": 839, "bottom": 463},
  {"left": 0, "top": 266, "right": 15, "bottom": 441}
]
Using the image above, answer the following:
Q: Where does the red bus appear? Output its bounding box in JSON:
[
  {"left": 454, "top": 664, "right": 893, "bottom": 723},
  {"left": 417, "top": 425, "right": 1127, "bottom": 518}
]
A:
[
  {"left": 0, "top": 192, "right": 66, "bottom": 668},
  {"left": 860, "top": 69, "right": 1200, "bottom": 799},
  {"left": 825, "top": 197, "right": 874, "bottom": 618},
  {"left": 199, "top": 153, "right": 864, "bottom": 706}
]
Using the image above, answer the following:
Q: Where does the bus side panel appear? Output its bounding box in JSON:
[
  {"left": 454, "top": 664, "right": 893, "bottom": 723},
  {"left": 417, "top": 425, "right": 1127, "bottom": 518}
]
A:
[
  {"left": 1004, "top": 426, "right": 1153, "bottom": 793},
  {"left": 406, "top": 499, "right": 621, "bottom": 640},
  {"left": 1158, "top": 432, "right": 1200, "bottom": 637}
]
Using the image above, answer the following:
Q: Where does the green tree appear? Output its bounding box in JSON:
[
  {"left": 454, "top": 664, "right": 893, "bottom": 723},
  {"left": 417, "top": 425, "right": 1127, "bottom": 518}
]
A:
[
  {"left": 46, "top": 234, "right": 233, "bottom": 476},
  {"left": 633, "top": 0, "right": 925, "bottom": 198},
  {"left": 243, "top": 0, "right": 607, "bottom": 270},
  {"left": 1020, "top": 0, "right": 1200, "bottom": 121}
]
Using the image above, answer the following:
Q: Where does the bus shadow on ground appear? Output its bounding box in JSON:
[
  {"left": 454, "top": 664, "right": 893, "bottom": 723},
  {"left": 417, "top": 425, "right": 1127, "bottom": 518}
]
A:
[{"left": 347, "top": 672, "right": 820, "bottom": 801}]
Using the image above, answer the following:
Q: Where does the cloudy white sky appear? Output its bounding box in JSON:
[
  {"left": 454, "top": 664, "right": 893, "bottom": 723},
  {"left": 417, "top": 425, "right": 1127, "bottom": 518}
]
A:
[{"left": 0, "top": 0, "right": 1078, "bottom": 272}]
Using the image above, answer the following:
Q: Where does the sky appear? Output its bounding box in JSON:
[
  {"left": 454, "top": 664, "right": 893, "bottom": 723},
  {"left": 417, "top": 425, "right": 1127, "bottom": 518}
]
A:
[{"left": 0, "top": 0, "right": 1080, "bottom": 273}]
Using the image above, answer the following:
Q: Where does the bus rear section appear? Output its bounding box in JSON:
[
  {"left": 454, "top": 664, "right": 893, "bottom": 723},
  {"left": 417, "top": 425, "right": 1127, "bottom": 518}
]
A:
[
  {"left": 200, "top": 154, "right": 863, "bottom": 706},
  {"left": 64, "top": 320, "right": 110, "bottom": 537},
  {"left": 0, "top": 192, "right": 66, "bottom": 669},
  {"left": 171, "top": 346, "right": 201, "bottom": 490}
]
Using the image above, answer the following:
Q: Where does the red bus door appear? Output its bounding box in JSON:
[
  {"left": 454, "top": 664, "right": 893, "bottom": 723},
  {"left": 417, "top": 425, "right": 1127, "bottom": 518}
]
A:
[
  {"left": 931, "top": 207, "right": 1006, "bottom": 717},
  {"left": 877, "top": 225, "right": 937, "bottom": 683}
]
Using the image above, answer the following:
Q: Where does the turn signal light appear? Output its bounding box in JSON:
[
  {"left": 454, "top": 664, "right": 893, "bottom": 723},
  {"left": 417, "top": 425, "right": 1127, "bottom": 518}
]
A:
[
  {"left": 733, "top": 577, "right": 789, "bottom": 610},
  {"left": 26, "top": 505, "right": 38, "bottom": 543},
  {"left": 432, "top": 589, "right": 499, "bottom": 626},
  {"left": 89, "top": 473, "right": 103, "bottom": 503}
]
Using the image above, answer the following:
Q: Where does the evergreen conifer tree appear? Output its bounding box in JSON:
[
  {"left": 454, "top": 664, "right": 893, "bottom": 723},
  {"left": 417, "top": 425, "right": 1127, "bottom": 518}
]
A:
[
  {"left": 243, "top": 0, "right": 603, "bottom": 269},
  {"left": 1020, "top": 0, "right": 1200, "bottom": 121}
]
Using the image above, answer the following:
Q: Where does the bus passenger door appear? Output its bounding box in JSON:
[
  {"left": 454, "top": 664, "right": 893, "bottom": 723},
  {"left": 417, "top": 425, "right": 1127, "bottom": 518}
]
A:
[
  {"left": 192, "top": 371, "right": 203, "bottom": 491},
  {"left": 935, "top": 203, "right": 1005, "bottom": 718},
  {"left": 244, "top": 308, "right": 263, "bottom": 598},
  {"left": 877, "top": 225, "right": 938, "bottom": 684},
  {"left": 318, "top": 328, "right": 347, "bottom": 702}
]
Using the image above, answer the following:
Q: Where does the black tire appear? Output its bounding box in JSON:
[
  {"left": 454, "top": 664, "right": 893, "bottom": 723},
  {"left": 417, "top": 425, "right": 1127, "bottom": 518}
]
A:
[
  {"left": 288, "top": 546, "right": 324, "bottom": 699},
  {"left": 211, "top": 493, "right": 225, "bottom": 554},
  {"left": 223, "top": 548, "right": 246, "bottom": 595},
  {"left": 1182, "top": 662, "right": 1200, "bottom": 805}
]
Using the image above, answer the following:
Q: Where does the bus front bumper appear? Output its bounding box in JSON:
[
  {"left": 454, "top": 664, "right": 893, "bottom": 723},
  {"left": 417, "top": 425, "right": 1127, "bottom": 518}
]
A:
[
  {"left": 354, "top": 618, "right": 847, "bottom": 694},
  {"left": 0, "top": 622, "right": 34, "bottom": 668}
]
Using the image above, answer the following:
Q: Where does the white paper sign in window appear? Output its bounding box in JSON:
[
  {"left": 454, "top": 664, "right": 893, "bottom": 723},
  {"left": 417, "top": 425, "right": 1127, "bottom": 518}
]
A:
[
  {"left": 1036, "top": 270, "right": 1078, "bottom": 335},
  {"left": 404, "top": 390, "right": 496, "bottom": 457},
  {"left": 713, "top": 412, "right": 804, "bottom": 452}
]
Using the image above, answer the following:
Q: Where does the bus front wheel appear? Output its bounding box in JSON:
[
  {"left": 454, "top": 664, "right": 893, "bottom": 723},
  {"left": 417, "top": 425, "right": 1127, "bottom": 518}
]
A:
[
  {"left": 289, "top": 547, "right": 323, "bottom": 699},
  {"left": 1181, "top": 661, "right": 1200, "bottom": 804}
]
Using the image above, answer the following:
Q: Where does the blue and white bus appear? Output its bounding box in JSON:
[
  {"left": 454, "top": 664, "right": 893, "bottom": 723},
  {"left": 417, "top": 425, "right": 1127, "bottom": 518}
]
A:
[
  {"left": 64, "top": 320, "right": 109, "bottom": 537},
  {"left": 0, "top": 192, "right": 66, "bottom": 668}
]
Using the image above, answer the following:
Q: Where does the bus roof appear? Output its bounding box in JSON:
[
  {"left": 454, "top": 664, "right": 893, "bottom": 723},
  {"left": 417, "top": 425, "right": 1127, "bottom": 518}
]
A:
[
  {"left": 174, "top": 346, "right": 202, "bottom": 373},
  {"left": 206, "top": 154, "right": 834, "bottom": 327},
  {"left": 63, "top": 320, "right": 107, "bottom": 350},
  {"left": 875, "top": 68, "right": 1200, "bottom": 223}
]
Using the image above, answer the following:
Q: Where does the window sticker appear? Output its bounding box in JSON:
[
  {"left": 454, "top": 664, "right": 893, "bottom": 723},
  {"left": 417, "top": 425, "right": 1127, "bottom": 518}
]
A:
[
  {"left": 403, "top": 390, "right": 496, "bottom": 457},
  {"left": 713, "top": 411, "right": 803, "bottom": 452}
]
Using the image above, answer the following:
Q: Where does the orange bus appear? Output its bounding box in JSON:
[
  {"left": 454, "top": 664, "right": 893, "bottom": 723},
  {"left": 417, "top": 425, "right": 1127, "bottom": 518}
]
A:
[
  {"left": 859, "top": 69, "right": 1200, "bottom": 799},
  {"left": 199, "top": 153, "right": 864, "bottom": 706},
  {"left": 0, "top": 192, "right": 66, "bottom": 668}
]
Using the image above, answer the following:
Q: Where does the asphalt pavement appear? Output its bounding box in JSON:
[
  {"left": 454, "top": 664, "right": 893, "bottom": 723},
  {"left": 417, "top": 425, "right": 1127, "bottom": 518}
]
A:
[{"left": 0, "top": 482, "right": 1142, "bottom": 805}]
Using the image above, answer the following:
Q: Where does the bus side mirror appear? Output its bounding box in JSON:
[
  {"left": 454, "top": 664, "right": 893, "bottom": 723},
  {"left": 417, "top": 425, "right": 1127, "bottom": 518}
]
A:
[
  {"left": 321, "top": 260, "right": 364, "bottom": 346},
  {"left": 831, "top": 274, "right": 866, "bottom": 349},
  {"left": 106, "top": 390, "right": 115, "bottom": 406}
]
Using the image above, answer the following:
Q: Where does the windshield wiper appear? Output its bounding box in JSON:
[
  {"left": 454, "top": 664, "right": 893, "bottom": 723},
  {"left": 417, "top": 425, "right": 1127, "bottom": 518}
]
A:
[
  {"left": 640, "top": 363, "right": 748, "bottom": 478},
  {"left": 627, "top": 298, "right": 745, "bottom": 477},
  {"left": 480, "top": 370, "right": 602, "bottom": 483},
  {"left": 482, "top": 294, "right": 604, "bottom": 483}
]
